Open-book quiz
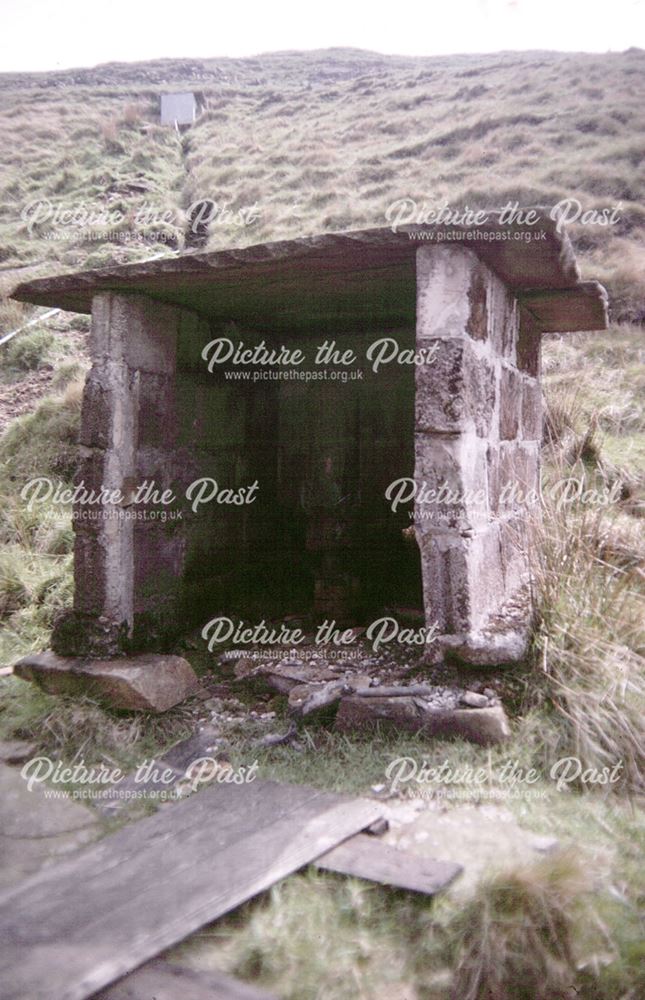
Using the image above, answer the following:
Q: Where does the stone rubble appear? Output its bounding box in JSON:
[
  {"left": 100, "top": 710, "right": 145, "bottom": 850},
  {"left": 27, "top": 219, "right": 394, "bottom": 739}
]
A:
[{"left": 206, "top": 639, "right": 511, "bottom": 745}]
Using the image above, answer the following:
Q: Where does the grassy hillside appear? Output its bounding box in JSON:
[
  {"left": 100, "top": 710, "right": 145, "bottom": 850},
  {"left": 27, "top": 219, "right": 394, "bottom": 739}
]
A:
[{"left": 1, "top": 47, "right": 644, "bottom": 323}]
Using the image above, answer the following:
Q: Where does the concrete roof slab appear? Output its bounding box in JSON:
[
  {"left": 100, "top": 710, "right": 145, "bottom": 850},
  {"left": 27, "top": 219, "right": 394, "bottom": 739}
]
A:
[{"left": 12, "top": 223, "right": 608, "bottom": 334}]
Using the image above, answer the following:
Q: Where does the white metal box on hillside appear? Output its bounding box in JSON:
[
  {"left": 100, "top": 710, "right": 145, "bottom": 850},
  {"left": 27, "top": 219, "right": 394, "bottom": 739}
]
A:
[{"left": 160, "top": 92, "right": 196, "bottom": 126}]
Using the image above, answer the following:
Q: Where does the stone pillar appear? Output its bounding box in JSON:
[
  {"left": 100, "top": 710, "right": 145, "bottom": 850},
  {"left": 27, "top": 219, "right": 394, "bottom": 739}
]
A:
[
  {"left": 52, "top": 292, "right": 179, "bottom": 656},
  {"left": 414, "top": 246, "right": 542, "bottom": 665}
]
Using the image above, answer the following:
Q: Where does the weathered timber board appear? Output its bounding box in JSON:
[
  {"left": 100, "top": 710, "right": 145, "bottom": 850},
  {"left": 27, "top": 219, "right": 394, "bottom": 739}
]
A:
[
  {"left": 94, "top": 958, "right": 277, "bottom": 1000},
  {"left": 315, "top": 832, "right": 462, "bottom": 894},
  {"left": 0, "top": 779, "right": 381, "bottom": 1000}
]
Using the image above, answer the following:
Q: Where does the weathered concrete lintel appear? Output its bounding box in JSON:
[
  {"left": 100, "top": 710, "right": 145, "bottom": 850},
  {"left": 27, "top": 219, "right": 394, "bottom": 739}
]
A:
[{"left": 519, "top": 280, "right": 609, "bottom": 333}]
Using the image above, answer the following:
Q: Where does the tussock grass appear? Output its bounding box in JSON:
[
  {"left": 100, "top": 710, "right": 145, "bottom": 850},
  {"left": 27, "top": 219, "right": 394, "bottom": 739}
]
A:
[
  {"left": 542, "top": 327, "right": 645, "bottom": 475},
  {"left": 531, "top": 331, "right": 645, "bottom": 795},
  {"left": 0, "top": 370, "right": 84, "bottom": 662},
  {"left": 532, "top": 492, "right": 645, "bottom": 795},
  {"left": 584, "top": 236, "right": 645, "bottom": 323},
  {"left": 0, "top": 549, "right": 30, "bottom": 617},
  {"left": 175, "top": 869, "right": 437, "bottom": 1000},
  {"left": 0, "top": 379, "right": 83, "bottom": 487},
  {"left": 0, "top": 545, "right": 73, "bottom": 660},
  {"left": 449, "top": 851, "right": 586, "bottom": 1000},
  {"left": 4, "top": 326, "right": 53, "bottom": 371},
  {"left": 0, "top": 676, "right": 194, "bottom": 769},
  {"left": 0, "top": 295, "right": 26, "bottom": 333},
  {"left": 51, "top": 359, "right": 87, "bottom": 391}
]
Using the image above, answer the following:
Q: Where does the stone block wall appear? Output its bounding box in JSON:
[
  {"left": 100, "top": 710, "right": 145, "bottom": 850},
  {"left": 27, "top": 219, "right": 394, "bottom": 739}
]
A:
[
  {"left": 54, "top": 292, "right": 190, "bottom": 655},
  {"left": 414, "top": 246, "right": 542, "bottom": 660}
]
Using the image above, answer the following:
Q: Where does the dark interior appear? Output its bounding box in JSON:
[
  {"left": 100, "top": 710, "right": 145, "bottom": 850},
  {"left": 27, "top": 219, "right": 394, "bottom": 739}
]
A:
[{"left": 175, "top": 326, "right": 424, "bottom": 628}]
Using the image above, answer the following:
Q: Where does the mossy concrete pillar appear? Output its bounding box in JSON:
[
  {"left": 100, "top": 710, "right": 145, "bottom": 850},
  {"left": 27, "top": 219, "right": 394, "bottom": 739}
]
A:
[{"left": 53, "top": 292, "right": 180, "bottom": 656}]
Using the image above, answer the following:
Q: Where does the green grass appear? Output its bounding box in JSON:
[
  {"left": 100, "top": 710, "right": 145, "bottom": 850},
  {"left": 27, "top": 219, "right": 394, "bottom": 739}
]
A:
[
  {"left": 4, "top": 327, "right": 54, "bottom": 371},
  {"left": 0, "top": 379, "right": 82, "bottom": 488},
  {"left": 0, "top": 364, "right": 84, "bottom": 661}
]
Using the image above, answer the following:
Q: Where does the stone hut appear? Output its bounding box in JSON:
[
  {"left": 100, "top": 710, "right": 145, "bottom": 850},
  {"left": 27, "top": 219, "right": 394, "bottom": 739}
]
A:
[{"left": 12, "top": 223, "right": 607, "bottom": 701}]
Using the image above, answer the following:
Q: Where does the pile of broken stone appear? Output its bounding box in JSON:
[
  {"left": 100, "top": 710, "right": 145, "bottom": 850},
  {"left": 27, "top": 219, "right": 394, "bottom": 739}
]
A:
[{"left": 214, "top": 643, "right": 511, "bottom": 746}]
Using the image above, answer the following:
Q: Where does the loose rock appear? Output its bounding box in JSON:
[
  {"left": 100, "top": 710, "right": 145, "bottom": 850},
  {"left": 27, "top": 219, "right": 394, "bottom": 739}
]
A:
[
  {"left": 461, "top": 691, "right": 489, "bottom": 708},
  {"left": 14, "top": 651, "right": 200, "bottom": 713}
]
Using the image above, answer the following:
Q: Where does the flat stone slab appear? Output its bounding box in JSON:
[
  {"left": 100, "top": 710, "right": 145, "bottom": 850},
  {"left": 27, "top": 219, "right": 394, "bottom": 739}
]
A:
[
  {"left": 315, "top": 831, "right": 462, "bottom": 895},
  {"left": 12, "top": 224, "right": 608, "bottom": 335},
  {"left": 335, "top": 696, "right": 510, "bottom": 745},
  {"left": 14, "top": 651, "right": 200, "bottom": 712},
  {"left": 0, "top": 763, "right": 101, "bottom": 893}
]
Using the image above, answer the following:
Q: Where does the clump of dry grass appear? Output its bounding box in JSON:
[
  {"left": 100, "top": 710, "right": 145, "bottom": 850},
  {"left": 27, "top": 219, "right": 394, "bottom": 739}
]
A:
[
  {"left": 60, "top": 376, "right": 85, "bottom": 411},
  {"left": 0, "top": 295, "right": 26, "bottom": 335},
  {"left": 532, "top": 499, "right": 644, "bottom": 795},
  {"left": 0, "top": 674, "right": 195, "bottom": 768},
  {"left": 583, "top": 236, "right": 645, "bottom": 324},
  {"left": 530, "top": 371, "right": 645, "bottom": 795},
  {"left": 0, "top": 378, "right": 84, "bottom": 489},
  {"left": 31, "top": 696, "right": 145, "bottom": 759},
  {"left": 5, "top": 326, "right": 53, "bottom": 370},
  {"left": 178, "top": 869, "right": 431, "bottom": 1000},
  {"left": 450, "top": 851, "right": 587, "bottom": 1000},
  {"left": 120, "top": 102, "right": 146, "bottom": 128},
  {"left": 0, "top": 550, "right": 30, "bottom": 617}
]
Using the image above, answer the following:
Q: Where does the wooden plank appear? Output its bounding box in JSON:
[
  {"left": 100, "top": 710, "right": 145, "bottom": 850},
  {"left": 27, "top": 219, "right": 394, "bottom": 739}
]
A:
[
  {"left": 94, "top": 958, "right": 277, "bottom": 1000},
  {"left": 0, "top": 779, "right": 381, "bottom": 1000},
  {"left": 315, "top": 833, "right": 462, "bottom": 895}
]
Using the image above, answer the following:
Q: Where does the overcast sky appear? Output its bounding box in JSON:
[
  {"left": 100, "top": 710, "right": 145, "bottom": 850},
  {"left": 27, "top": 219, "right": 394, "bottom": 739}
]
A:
[{"left": 1, "top": 0, "right": 643, "bottom": 72}]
